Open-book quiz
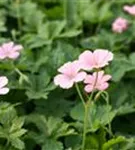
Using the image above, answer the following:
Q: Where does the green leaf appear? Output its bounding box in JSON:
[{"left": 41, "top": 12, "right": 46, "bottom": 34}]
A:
[
  {"left": 10, "top": 129, "right": 27, "bottom": 139},
  {"left": 0, "top": 126, "right": 6, "bottom": 138},
  {"left": 9, "top": 1, "right": 45, "bottom": 32},
  {"left": 0, "top": 103, "right": 26, "bottom": 149},
  {"left": 99, "top": 2, "right": 113, "bottom": 22},
  {"left": 42, "top": 139, "right": 63, "bottom": 150},
  {"left": 129, "top": 52, "right": 135, "bottom": 65},
  {"left": 11, "top": 138, "right": 25, "bottom": 150},
  {"left": 65, "top": 135, "right": 81, "bottom": 149},
  {"left": 21, "top": 34, "right": 52, "bottom": 48},
  {"left": 26, "top": 114, "right": 75, "bottom": 141},
  {"left": 26, "top": 71, "right": 55, "bottom": 100},
  {"left": 70, "top": 103, "right": 116, "bottom": 132},
  {"left": 85, "top": 135, "right": 99, "bottom": 149},
  {"left": 111, "top": 53, "right": 135, "bottom": 82},
  {"left": 81, "top": 1, "right": 98, "bottom": 23},
  {"left": 37, "top": 20, "right": 66, "bottom": 40},
  {"left": 50, "top": 41, "right": 80, "bottom": 70},
  {"left": 110, "top": 82, "right": 135, "bottom": 115},
  {"left": 111, "top": 54, "right": 131, "bottom": 82},
  {"left": 58, "top": 29, "right": 82, "bottom": 38},
  {"left": 102, "top": 136, "right": 126, "bottom": 150},
  {"left": 50, "top": 21, "right": 66, "bottom": 39},
  {"left": 9, "top": 117, "right": 26, "bottom": 133},
  {"left": 35, "top": 97, "right": 72, "bottom": 118},
  {"left": 64, "top": 0, "right": 81, "bottom": 28},
  {"left": 0, "top": 21, "right": 6, "bottom": 32},
  {"left": 0, "top": 102, "right": 17, "bottom": 125}
]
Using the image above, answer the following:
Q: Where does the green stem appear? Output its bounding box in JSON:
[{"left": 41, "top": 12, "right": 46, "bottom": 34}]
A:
[
  {"left": 75, "top": 83, "right": 88, "bottom": 150},
  {"left": 81, "top": 71, "right": 99, "bottom": 150},
  {"left": 103, "top": 92, "right": 113, "bottom": 137},
  {"left": 88, "top": 90, "right": 94, "bottom": 104},
  {"left": 75, "top": 83, "right": 85, "bottom": 106},
  {"left": 87, "top": 71, "right": 98, "bottom": 103},
  {"left": 96, "top": 91, "right": 113, "bottom": 137},
  {"left": 81, "top": 92, "right": 94, "bottom": 150},
  {"left": 14, "top": 67, "right": 22, "bottom": 76},
  {"left": 82, "top": 104, "right": 89, "bottom": 150}
]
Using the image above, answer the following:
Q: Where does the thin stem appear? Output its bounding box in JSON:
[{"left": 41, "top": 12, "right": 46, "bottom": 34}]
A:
[
  {"left": 14, "top": 67, "right": 22, "bottom": 76},
  {"left": 75, "top": 83, "right": 85, "bottom": 106},
  {"left": 88, "top": 71, "right": 98, "bottom": 103},
  {"left": 15, "top": 67, "right": 29, "bottom": 84},
  {"left": 82, "top": 104, "right": 89, "bottom": 150},
  {"left": 96, "top": 91, "right": 113, "bottom": 137},
  {"left": 81, "top": 71, "right": 99, "bottom": 150},
  {"left": 88, "top": 90, "right": 94, "bottom": 104},
  {"left": 102, "top": 92, "right": 113, "bottom": 137},
  {"left": 81, "top": 90, "right": 94, "bottom": 150}
]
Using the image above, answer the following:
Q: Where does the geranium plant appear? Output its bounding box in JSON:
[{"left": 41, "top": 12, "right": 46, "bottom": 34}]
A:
[{"left": 54, "top": 49, "right": 113, "bottom": 150}]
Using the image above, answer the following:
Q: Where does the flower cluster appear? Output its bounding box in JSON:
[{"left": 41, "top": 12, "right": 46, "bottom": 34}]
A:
[
  {"left": 0, "top": 42, "right": 23, "bottom": 60},
  {"left": 112, "top": 17, "right": 128, "bottom": 33},
  {"left": 54, "top": 49, "right": 113, "bottom": 93},
  {"left": 112, "top": 4, "right": 135, "bottom": 33},
  {"left": 0, "top": 41, "right": 23, "bottom": 95}
]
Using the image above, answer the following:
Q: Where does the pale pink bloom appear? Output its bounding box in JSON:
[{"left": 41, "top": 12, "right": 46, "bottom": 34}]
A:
[
  {"left": 79, "top": 49, "right": 113, "bottom": 70},
  {"left": 112, "top": 17, "right": 128, "bottom": 33},
  {"left": 54, "top": 61, "right": 86, "bottom": 89},
  {"left": 123, "top": 5, "right": 135, "bottom": 16},
  {"left": 84, "top": 71, "right": 111, "bottom": 93},
  {"left": 0, "top": 42, "right": 23, "bottom": 60},
  {"left": 0, "top": 76, "right": 9, "bottom": 95}
]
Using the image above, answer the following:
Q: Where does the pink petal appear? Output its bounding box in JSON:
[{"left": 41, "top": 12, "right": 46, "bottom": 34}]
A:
[
  {"left": 0, "top": 76, "right": 8, "bottom": 88},
  {"left": 54, "top": 74, "right": 73, "bottom": 89},
  {"left": 123, "top": 5, "right": 131, "bottom": 12},
  {"left": 8, "top": 52, "right": 20, "bottom": 59},
  {"left": 58, "top": 61, "right": 81, "bottom": 76},
  {"left": 2, "top": 42, "right": 14, "bottom": 51},
  {"left": 74, "top": 72, "right": 86, "bottom": 82},
  {"left": 123, "top": 5, "right": 135, "bottom": 15},
  {"left": 58, "top": 62, "right": 72, "bottom": 73},
  {"left": 97, "top": 82, "right": 109, "bottom": 91},
  {"left": 0, "top": 88, "right": 9, "bottom": 95},
  {"left": 84, "top": 84, "right": 94, "bottom": 93},
  {"left": 112, "top": 17, "right": 128, "bottom": 33},
  {"left": 93, "top": 71, "right": 104, "bottom": 81},
  {"left": 0, "top": 48, "right": 6, "bottom": 59},
  {"left": 84, "top": 75, "right": 94, "bottom": 84},
  {"left": 13, "top": 45, "right": 23, "bottom": 51},
  {"left": 101, "top": 74, "right": 111, "bottom": 82},
  {"left": 79, "top": 50, "right": 94, "bottom": 70},
  {"left": 93, "top": 49, "right": 113, "bottom": 68}
]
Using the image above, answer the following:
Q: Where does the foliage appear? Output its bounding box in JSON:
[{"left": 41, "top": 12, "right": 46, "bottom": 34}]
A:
[{"left": 0, "top": 0, "right": 135, "bottom": 149}]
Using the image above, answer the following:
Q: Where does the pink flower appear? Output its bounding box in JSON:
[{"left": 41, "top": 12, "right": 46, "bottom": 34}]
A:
[
  {"left": 0, "top": 76, "right": 9, "bottom": 95},
  {"left": 0, "top": 42, "right": 23, "bottom": 60},
  {"left": 84, "top": 71, "right": 111, "bottom": 93},
  {"left": 123, "top": 5, "right": 135, "bottom": 16},
  {"left": 112, "top": 17, "right": 128, "bottom": 33},
  {"left": 79, "top": 49, "right": 113, "bottom": 70},
  {"left": 54, "top": 61, "right": 86, "bottom": 89}
]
